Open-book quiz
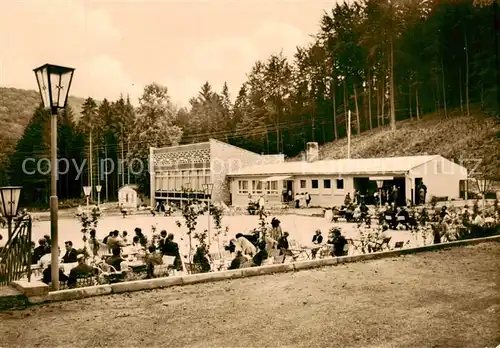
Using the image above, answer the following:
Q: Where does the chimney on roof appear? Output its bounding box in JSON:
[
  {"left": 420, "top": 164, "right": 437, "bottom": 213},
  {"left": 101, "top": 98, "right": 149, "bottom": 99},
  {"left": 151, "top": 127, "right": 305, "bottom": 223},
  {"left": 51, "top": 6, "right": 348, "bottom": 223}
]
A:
[{"left": 306, "top": 142, "right": 319, "bottom": 162}]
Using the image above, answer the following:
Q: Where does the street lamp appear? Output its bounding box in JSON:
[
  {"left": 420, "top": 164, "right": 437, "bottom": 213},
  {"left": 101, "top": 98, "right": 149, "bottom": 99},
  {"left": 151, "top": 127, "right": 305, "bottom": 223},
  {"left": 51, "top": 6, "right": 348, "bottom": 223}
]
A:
[
  {"left": 83, "top": 186, "right": 91, "bottom": 212},
  {"left": 475, "top": 177, "right": 492, "bottom": 209},
  {"left": 202, "top": 183, "right": 214, "bottom": 244},
  {"left": 34, "top": 63, "right": 75, "bottom": 291},
  {"left": 96, "top": 185, "right": 102, "bottom": 207},
  {"left": 0, "top": 186, "right": 22, "bottom": 238}
]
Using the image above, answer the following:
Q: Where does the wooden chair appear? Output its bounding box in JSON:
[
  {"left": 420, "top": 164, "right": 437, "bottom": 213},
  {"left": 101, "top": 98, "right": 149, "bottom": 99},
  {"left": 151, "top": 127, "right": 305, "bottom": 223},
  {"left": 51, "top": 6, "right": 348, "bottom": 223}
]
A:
[
  {"left": 343, "top": 243, "right": 350, "bottom": 256},
  {"left": 152, "top": 256, "right": 175, "bottom": 277}
]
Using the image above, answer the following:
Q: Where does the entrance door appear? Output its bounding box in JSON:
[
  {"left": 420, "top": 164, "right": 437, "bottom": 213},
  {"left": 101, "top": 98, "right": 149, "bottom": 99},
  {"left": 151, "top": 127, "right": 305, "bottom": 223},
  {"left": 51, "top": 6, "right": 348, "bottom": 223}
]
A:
[
  {"left": 286, "top": 180, "right": 294, "bottom": 202},
  {"left": 414, "top": 178, "right": 422, "bottom": 205},
  {"left": 392, "top": 177, "right": 406, "bottom": 206}
]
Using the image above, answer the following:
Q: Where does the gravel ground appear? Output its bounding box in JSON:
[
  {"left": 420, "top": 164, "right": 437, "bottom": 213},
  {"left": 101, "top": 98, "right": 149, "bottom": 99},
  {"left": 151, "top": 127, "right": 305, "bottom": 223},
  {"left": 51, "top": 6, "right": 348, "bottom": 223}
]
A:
[{"left": 1, "top": 242, "right": 499, "bottom": 348}]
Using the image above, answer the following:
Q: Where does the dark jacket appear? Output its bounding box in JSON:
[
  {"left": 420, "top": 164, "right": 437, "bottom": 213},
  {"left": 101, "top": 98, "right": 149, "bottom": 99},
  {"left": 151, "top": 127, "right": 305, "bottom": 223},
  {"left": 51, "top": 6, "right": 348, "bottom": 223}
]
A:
[
  {"left": 33, "top": 245, "right": 50, "bottom": 263},
  {"left": 162, "top": 240, "right": 180, "bottom": 257},
  {"left": 68, "top": 264, "right": 96, "bottom": 287},
  {"left": 334, "top": 236, "right": 347, "bottom": 256},
  {"left": 277, "top": 236, "right": 289, "bottom": 250},
  {"left": 62, "top": 248, "right": 78, "bottom": 263},
  {"left": 252, "top": 249, "right": 268, "bottom": 266},
  {"left": 228, "top": 255, "right": 247, "bottom": 270},
  {"left": 312, "top": 234, "right": 323, "bottom": 244},
  {"left": 106, "top": 255, "right": 125, "bottom": 271},
  {"left": 42, "top": 265, "right": 68, "bottom": 285}
]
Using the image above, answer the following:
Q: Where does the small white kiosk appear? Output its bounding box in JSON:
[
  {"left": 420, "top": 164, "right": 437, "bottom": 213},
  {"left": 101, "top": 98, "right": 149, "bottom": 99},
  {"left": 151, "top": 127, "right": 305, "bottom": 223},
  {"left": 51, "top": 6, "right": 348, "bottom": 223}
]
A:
[{"left": 118, "top": 184, "right": 141, "bottom": 209}]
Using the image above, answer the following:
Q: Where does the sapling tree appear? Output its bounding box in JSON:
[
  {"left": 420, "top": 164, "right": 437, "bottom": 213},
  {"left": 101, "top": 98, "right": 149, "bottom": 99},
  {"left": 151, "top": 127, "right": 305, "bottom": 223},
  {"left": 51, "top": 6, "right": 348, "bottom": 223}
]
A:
[
  {"left": 210, "top": 203, "right": 227, "bottom": 259},
  {"left": 175, "top": 198, "right": 202, "bottom": 273},
  {"left": 78, "top": 208, "right": 99, "bottom": 259}
]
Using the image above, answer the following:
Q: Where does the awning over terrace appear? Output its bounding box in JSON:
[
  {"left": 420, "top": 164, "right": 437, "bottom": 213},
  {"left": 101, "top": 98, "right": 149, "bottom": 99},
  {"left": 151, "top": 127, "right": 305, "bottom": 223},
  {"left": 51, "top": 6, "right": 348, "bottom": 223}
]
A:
[{"left": 259, "top": 175, "right": 292, "bottom": 182}]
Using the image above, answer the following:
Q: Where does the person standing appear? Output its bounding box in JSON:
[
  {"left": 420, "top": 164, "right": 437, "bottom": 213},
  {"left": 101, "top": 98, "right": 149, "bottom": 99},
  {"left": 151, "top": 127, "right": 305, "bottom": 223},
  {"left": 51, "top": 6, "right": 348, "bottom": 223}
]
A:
[
  {"left": 305, "top": 192, "right": 311, "bottom": 207},
  {"left": 391, "top": 185, "right": 399, "bottom": 206},
  {"left": 295, "top": 193, "right": 300, "bottom": 208},
  {"left": 258, "top": 195, "right": 265, "bottom": 212}
]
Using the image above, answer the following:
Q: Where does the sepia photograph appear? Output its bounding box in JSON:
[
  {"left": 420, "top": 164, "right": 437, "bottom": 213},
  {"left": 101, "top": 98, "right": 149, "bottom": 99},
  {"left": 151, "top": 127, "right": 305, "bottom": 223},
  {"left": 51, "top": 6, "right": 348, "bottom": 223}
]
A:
[{"left": 0, "top": 0, "right": 499, "bottom": 347}]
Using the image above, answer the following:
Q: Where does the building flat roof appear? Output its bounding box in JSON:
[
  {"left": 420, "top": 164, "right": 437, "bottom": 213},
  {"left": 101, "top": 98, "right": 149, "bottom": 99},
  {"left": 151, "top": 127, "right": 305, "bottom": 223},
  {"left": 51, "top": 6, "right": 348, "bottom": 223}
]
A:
[{"left": 227, "top": 155, "right": 442, "bottom": 177}]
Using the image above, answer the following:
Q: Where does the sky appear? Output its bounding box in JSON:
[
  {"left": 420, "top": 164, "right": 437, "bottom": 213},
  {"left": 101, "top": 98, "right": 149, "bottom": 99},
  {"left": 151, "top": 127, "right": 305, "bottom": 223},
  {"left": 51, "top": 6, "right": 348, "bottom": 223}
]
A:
[{"left": 0, "top": 0, "right": 336, "bottom": 107}]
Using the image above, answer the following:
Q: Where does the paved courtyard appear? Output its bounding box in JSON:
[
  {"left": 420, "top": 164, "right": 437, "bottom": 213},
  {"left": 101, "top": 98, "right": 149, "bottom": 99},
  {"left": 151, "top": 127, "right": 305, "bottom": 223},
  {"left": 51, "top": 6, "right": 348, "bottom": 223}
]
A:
[
  {"left": 0, "top": 242, "right": 498, "bottom": 348},
  {"left": 25, "top": 213, "right": 415, "bottom": 256}
]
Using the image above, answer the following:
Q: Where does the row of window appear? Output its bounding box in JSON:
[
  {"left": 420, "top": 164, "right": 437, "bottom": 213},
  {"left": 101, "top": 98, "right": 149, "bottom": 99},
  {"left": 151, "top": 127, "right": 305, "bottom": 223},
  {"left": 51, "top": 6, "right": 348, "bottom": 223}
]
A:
[
  {"left": 237, "top": 178, "right": 344, "bottom": 195},
  {"left": 155, "top": 169, "right": 211, "bottom": 191},
  {"left": 238, "top": 180, "right": 279, "bottom": 195},
  {"left": 300, "top": 179, "right": 344, "bottom": 190}
]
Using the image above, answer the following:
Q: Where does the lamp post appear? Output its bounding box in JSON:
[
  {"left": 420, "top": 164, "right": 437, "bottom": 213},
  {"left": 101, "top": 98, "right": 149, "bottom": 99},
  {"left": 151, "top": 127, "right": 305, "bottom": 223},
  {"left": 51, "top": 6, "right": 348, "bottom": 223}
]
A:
[
  {"left": 83, "top": 186, "right": 91, "bottom": 212},
  {"left": 96, "top": 185, "right": 102, "bottom": 207},
  {"left": 202, "top": 183, "right": 214, "bottom": 244},
  {"left": 34, "top": 63, "right": 75, "bottom": 291},
  {"left": 475, "top": 177, "right": 492, "bottom": 209},
  {"left": 376, "top": 180, "right": 384, "bottom": 206},
  {"left": 0, "top": 186, "right": 22, "bottom": 238}
]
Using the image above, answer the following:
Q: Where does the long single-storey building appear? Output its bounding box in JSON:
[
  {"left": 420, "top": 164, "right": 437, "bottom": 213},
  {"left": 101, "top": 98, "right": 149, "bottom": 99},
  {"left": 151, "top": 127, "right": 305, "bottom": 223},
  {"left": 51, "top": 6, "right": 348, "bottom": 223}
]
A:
[
  {"left": 149, "top": 139, "right": 284, "bottom": 207},
  {"left": 227, "top": 143, "right": 468, "bottom": 207}
]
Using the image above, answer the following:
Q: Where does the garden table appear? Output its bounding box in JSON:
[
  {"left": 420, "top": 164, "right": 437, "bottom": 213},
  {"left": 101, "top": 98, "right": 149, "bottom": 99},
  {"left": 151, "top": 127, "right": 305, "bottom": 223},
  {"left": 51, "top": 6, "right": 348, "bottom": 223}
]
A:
[
  {"left": 61, "top": 262, "right": 78, "bottom": 275},
  {"left": 127, "top": 261, "right": 147, "bottom": 273}
]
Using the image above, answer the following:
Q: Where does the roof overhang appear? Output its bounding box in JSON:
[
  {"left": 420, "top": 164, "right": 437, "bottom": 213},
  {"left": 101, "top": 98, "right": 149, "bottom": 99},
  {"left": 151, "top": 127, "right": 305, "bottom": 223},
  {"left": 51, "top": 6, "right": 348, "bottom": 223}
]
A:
[
  {"left": 228, "top": 171, "right": 408, "bottom": 177},
  {"left": 368, "top": 176, "right": 395, "bottom": 181},
  {"left": 259, "top": 175, "right": 292, "bottom": 182}
]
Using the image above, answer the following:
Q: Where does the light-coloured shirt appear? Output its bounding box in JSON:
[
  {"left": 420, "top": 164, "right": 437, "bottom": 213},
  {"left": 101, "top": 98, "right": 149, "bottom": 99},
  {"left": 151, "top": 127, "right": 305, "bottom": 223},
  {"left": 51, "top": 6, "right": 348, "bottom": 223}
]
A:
[{"left": 235, "top": 237, "right": 257, "bottom": 256}]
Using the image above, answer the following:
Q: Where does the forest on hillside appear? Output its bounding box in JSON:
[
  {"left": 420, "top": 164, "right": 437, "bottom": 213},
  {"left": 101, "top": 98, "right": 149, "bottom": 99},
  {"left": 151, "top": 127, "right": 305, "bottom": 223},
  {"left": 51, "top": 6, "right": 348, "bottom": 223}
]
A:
[{"left": 1, "top": 0, "right": 499, "bottom": 206}]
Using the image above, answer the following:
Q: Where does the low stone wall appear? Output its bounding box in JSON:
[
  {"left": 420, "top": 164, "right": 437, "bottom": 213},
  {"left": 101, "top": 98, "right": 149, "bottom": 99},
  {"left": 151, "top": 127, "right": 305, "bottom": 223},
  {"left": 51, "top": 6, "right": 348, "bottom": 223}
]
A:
[{"left": 12, "top": 235, "right": 500, "bottom": 305}]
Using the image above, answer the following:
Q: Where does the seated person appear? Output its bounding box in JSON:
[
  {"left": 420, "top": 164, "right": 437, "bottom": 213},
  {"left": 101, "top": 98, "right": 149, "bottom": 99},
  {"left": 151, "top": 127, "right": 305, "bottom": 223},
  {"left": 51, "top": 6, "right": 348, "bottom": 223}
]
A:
[
  {"left": 396, "top": 207, "right": 410, "bottom": 229},
  {"left": 67, "top": 254, "right": 96, "bottom": 288},
  {"left": 277, "top": 232, "right": 292, "bottom": 256},
  {"left": 327, "top": 229, "right": 347, "bottom": 257},
  {"left": 105, "top": 247, "right": 125, "bottom": 271},
  {"left": 145, "top": 245, "right": 163, "bottom": 278},
  {"left": 121, "top": 231, "right": 129, "bottom": 245},
  {"left": 102, "top": 231, "right": 113, "bottom": 245},
  {"left": 131, "top": 236, "right": 144, "bottom": 253},
  {"left": 33, "top": 238, "right": 50, "bottom": 264},
  {"left": 224, "top": 240, "right": 236, "bottom": 253},
  {"left": 163, "top": 234, "right": 182, "bottom": 270},
  {"left": 62, "top": 241, "right": 78, "bottom": 263},
  {"left": 42, "top": 261, "right": 68, "bottom": 285},
  {"left": 385, "top": 205, "right": 398, "bottom": 229},
  {"left": 311, "top": 230, "right": 323, "bottom": 259},
  {"left": 252, "top": 242, "right": 269, "bottom": 266},
  {"left": 360, "top": 202, "right": 369, "bottom": 217},
  {"left": 228, "top": 251, "right": 248, "bottom": 270},
  {"left": 107, "top": 230, "right": 126, "bottom": 250},
  {"left": 419, "top": 208, "right": 430, "bottom": 225},
  {"left": 233, "top": 233, "right": 257, "bottom": 257},
  {"left": 241, "top": 231, "right": 259, "bottom": 248}
]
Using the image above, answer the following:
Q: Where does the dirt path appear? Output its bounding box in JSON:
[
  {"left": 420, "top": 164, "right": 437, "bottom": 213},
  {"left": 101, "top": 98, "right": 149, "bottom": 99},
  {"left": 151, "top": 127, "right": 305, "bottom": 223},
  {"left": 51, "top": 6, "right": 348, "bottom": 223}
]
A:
[{"left": 1, "top": 242, "right": 499, "bottom": 348}]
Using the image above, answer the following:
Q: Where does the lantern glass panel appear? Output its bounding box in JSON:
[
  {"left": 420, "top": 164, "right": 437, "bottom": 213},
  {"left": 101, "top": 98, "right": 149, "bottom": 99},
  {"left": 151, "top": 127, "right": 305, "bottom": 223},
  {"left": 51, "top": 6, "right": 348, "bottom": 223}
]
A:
[
  {"left": 34, "top": 64, "right": 74, "bottom": 111},
  {"left": 49, "top": 67, "right": 73, "bottom": 108},
  {"left": 0, "top": 187, "right": 22, "bottom": 218},
  {"left": 476, "top": 179, "right": 490, "bottom": 193},
  {"left": 83, "top": 186, "right": 91, "bottom": 196},
  {"left": 35, "top": 67, "right": 50, "bottom": 109}
]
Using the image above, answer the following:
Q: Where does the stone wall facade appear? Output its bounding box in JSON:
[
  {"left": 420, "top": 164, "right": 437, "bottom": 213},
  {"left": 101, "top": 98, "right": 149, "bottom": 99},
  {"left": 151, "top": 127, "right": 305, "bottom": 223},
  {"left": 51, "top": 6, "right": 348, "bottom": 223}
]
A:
[
  {"left": 150, "top": 140, "right": 283, "bottom": 205},
  {"left": 209, "top": 139, "right": 282, "bottom": 204},
  {"left": 152, "top": 142, "right": 211, "bottom": 168}
]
